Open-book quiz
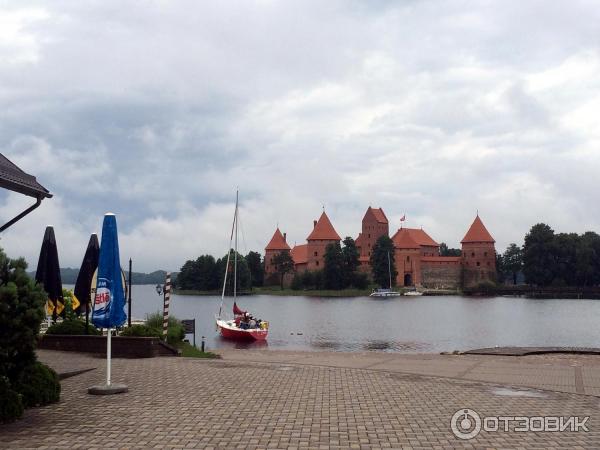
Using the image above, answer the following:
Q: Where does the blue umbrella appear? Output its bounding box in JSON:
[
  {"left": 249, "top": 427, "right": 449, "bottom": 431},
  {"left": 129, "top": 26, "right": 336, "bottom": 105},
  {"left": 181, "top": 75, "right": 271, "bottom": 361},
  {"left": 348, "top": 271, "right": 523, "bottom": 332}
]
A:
[
  {"left": 89, "top": 213, "right": 127, "bottom": 394},
  {"left": 92, "top": 214, "right": 126, "bottom": 329}
]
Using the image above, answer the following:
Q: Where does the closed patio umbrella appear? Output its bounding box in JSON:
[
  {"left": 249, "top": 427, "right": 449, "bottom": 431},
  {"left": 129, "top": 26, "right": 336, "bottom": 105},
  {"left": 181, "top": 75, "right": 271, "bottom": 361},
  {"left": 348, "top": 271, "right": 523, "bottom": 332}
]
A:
[
  {"left": 35, "top": 226, "right": 63, "bottom": 322},
  {"left": 73, "top": 233, "right": 99, "bottom": 332}
]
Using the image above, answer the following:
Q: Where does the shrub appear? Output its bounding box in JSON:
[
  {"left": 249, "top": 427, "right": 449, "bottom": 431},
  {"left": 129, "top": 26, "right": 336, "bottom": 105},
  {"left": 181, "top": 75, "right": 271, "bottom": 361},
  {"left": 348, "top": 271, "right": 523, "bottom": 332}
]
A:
[
  {"left": 120, "top": 324, "right": 162, "bottom": 338},
  {"left": 0, "top": 252, "right": 46, "bottom": 383},
  {"left": 46, "top": 319, "right": 100, "bottom": 336},
  {"left": 14, "top": 362, "right": 60, "bottom": 408},
  {"left": 290, "top": 273, "right": 303, "bottom": 290},
  {"left": 145, "top": 312, "right": 185, "bottom": 345},
  {"left": 350, "top": 272, "right": 369, "bottom": 289},
  {"left": 0, "top": 376, "right": 24, "bottom": 423}
]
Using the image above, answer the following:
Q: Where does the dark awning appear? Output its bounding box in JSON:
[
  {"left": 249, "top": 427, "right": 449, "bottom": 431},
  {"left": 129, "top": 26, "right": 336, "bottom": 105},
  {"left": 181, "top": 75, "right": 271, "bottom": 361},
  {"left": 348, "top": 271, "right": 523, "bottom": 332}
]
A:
[
  {"left": 0, "top": 153, "right": 52, "bottom": 232},
  {"left": 0, "top": 153, "right": 52, "bottom": 199}
]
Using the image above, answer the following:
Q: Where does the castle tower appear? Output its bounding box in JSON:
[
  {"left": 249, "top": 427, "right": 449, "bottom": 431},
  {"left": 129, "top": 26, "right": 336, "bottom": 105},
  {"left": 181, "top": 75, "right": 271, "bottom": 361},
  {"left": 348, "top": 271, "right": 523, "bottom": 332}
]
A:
[
  {"left": 306, "top": 211, "right": 341, "bottom": 271},
  {"left": 356, "top": 207, "right": 389, "bottom": 271},
  {"left": 461, "top": 215, "right": 496, "bottom": 287},
  {"left": 264, "top": 228, "right": 291, "bottom": 277},
  {"left": 392, "top": 228, "right": 422, "bottom": 287}
]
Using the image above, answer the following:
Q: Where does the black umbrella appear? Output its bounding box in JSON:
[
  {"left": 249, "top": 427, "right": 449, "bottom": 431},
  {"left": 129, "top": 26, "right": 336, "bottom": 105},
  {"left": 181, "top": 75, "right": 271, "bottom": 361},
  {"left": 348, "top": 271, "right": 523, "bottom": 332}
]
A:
[
  {"left": 73, "top": 233, "right": 99, "bottom": 332},
  {"left": 35, "top": 226, "right": 63, "bottom": 322}
]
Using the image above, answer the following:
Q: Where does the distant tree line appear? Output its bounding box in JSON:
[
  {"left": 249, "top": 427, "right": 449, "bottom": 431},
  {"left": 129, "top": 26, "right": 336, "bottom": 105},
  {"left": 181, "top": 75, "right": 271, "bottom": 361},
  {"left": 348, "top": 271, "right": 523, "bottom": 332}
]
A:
[
  {"left": 497, "top": 223, "right": 600, "bottom": 287},
  {"left": 176, "top": 251, "right": 264, "bottom": 292},
  {"left": 27, "top": 268, "right": 177, "bottom": 285}
]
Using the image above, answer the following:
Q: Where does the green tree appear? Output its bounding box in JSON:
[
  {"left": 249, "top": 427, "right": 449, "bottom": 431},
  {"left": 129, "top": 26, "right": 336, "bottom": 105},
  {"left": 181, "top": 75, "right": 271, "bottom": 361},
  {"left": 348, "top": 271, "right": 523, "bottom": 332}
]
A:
[
  {"left": 323, "top": 243, "right": 345, "bottom": 290},
  {"left": 370, "top": 236, "right": 397, "bottom": 288},
  {"left": 575, "top": 232, "right": 600, "bottom": 286},
  {"left": 523, "top": 223, "right": 556, "bottom": 286},
  {"left": 0, "top": 248, "right": 60, "bottom": 422},
  {"left": 0, "top": 253, "right": 46, "bottom": 383},
  {"left": 553, "top": 233, "right": 579, "bottom": 286},
  {"left": 216, "top": 251, "right": 251, "bottom": 293},
  {"left": 176, "top": 259, "right": 200, "bottom": 290},
  {"left": 245, "top": 251, "right": 264, "bottom": 287},
  {"left": 341, "top": 237, "right": 360, "bottom": 286},
  {"left": 196, "top": 255, "right": 218, "bottom": 290},
  {"left": 502, "top": 243, "right": 523, "bottom": 285},
  {"left": 272, "top": 251, "right": 295, "bottom": 289},
  {"left": 440, "top": 242, "right": 461, "bottom": 257}
]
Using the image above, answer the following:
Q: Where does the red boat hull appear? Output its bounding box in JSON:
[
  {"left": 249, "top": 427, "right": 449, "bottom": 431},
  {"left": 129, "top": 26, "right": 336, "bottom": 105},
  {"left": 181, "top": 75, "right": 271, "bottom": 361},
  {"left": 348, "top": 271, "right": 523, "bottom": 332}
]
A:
[{"left": 217, "top": 320, "right": 268, "bottom": 341}]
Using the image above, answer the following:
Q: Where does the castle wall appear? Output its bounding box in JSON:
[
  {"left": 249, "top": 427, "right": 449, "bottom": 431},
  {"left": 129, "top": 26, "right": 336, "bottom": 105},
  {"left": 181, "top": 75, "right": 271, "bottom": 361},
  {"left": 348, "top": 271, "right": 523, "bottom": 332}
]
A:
[{"left": 421, "top": 260, "right": 462, "bottom": 289}]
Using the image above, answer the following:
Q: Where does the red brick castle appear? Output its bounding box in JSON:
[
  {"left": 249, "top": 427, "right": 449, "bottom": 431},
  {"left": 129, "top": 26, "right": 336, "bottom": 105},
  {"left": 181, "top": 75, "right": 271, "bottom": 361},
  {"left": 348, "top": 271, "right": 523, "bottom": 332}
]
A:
[{"left": 264, "top": 207, "right": 496, "bottom": 289}]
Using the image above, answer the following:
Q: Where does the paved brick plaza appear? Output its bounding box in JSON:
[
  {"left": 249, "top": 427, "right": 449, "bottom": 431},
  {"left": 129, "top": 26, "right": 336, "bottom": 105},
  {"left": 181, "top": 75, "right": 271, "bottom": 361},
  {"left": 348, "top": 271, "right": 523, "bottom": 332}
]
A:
[{"left": 1, "top": 350, "right": 600, "bottom": 449}]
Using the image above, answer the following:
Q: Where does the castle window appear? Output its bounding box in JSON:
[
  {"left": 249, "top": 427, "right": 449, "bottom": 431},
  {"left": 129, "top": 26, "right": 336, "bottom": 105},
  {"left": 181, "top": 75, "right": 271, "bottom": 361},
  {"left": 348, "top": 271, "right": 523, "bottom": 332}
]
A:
[
  {"left": 314, "top": 251, "right": 318, "bottom": 257},
  {"left": 406, "top": 256, "right": 410, "bottom": 262},
  {"left": 484, "top": 252, "right": 488, "bottom": 257},
  {"left": 316, "top": 261, "right": 319, "bottom": 266},
  {"left": 471, "top": 252, "right": 475, "bottom": 257},
  {"left": 368, "top": 234, "right": 371, "bottom": 238},
  {"left": 476, "top": 262, "right": 480, "bottom": 267}
]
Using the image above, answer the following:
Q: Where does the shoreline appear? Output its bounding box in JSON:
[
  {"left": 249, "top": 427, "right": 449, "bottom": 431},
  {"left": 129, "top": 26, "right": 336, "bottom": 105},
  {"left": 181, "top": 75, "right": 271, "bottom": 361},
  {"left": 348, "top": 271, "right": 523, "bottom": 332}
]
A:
[{"left": 173, "top": 287, "right": 462, "bottom": 297}]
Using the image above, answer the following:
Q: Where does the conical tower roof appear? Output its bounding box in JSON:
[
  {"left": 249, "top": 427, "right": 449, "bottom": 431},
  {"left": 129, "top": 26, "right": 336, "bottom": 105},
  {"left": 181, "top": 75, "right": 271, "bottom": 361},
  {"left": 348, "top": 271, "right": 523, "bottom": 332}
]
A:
[
  {"left": 265, "top": 228, "right": 291, "bottom": 251},
  {"left": 461, "top": 215, "right": 495, "bottom": 244},
  {"left": 307, "top": 212, "right": 341, "bottom": 241}
]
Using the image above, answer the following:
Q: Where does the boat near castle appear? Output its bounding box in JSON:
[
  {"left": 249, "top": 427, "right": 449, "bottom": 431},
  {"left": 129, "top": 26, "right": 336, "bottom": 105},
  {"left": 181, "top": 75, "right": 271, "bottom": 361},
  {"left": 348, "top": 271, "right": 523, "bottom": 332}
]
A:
[{"left": 216, "top": 191, "right": 269, "bottom": 341}]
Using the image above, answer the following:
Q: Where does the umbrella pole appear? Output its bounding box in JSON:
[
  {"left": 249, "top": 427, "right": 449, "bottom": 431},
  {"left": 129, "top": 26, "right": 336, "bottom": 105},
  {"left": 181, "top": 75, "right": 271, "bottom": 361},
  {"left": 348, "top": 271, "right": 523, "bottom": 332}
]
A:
[
  {"left": 89, "top": 326, "right": 126, "bottom": 394},
  {"left": 107, "top": 328, "right": 111, "bottom": 386}
]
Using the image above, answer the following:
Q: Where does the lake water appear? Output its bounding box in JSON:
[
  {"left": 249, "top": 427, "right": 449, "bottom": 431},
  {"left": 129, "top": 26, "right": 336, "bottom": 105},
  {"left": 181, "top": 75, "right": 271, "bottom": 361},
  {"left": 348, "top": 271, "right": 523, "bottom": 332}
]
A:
[{"left": 68, "top": 284, "right": 600, "bottom": 353}]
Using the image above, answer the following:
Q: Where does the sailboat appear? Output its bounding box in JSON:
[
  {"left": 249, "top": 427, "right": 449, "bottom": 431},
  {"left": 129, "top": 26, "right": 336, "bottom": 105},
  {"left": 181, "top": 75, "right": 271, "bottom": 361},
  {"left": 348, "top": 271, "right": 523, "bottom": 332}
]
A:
[
  {"left": 370, "top": 251, "right": 401, "bottom": 297},
  {"left": 215, "top": 191, "right": 269, "bottom": 341}
]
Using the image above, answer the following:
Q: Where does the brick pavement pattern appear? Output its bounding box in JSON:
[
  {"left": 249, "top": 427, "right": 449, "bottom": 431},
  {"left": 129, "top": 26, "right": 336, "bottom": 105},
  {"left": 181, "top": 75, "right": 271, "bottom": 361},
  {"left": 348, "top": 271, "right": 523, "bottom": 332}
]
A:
[{"left": 1, "top": 350, "right": 599, "bottom": 449}]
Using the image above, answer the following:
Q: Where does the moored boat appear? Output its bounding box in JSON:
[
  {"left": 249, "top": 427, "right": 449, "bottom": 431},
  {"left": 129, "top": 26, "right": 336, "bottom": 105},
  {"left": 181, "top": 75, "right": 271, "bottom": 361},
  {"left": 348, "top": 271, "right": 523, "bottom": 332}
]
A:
[
  {"left": 370, "top": 251, "right": 401, "bottom": 297},
  {"left": 215, "top": 191, "right": 269, "bottom": 341},
  {"left": 370, "top": 288, "right": 402, "bottom": 297},
  {"left": 404, "top": 289, "right": 423, "bottom": 296},
  {"left": 216, "top": 318, "right": 268, "bottom": 341}
]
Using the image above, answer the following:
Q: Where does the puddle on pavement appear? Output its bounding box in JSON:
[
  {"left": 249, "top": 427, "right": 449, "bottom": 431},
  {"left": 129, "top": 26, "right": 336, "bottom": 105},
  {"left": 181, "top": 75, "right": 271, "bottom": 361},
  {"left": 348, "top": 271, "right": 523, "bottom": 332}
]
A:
[{"left": 490, "top": 387, "right": 549, "bottom": 398}]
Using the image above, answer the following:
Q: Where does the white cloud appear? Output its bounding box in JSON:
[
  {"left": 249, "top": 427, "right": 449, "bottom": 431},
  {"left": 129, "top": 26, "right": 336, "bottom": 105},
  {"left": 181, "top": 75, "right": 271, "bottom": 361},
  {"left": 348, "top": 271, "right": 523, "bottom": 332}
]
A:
[{"left": 1, "top": 1, "right": 600, "bottom": 270}]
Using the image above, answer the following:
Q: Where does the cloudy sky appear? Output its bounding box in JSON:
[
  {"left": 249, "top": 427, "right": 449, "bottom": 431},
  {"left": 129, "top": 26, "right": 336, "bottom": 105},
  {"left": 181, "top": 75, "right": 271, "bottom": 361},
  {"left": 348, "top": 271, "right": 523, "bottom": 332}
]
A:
[{"left": 1, "top": 1, "right": 599, "bottom": 272}]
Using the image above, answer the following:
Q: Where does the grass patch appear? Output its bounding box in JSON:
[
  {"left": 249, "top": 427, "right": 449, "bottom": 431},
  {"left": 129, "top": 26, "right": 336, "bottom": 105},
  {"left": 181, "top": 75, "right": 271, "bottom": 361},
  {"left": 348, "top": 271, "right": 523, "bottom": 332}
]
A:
[{"left": 177, "top": 341, "right": 220, "bottom": 359}]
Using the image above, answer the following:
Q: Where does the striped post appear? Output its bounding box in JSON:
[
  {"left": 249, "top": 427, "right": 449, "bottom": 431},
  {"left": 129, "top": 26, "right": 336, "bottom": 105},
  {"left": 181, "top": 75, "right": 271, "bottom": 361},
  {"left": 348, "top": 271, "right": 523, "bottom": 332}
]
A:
[{"left": 162, "top": 272, "right": 171, "bottom": 340}]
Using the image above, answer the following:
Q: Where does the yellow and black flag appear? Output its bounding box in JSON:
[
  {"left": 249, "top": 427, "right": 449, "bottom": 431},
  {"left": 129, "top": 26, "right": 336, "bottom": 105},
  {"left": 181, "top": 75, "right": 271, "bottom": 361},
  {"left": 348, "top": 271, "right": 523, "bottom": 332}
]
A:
[
  {"left": 35, "top": 226, "right": 64, "bottom": 321},
  {"left": 73, "top": 234, "right": 99, "bottom": 316}
]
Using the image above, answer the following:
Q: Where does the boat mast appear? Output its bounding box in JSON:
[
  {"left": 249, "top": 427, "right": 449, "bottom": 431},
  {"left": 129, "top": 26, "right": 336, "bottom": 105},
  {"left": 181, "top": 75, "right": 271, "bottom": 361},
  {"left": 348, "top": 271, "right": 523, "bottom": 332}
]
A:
[
  {"left": 233, "top": 190, "right": 238, "bottom": 301},
  {"left": 219, "top": 190, "right": 238, "bottom": 318}
]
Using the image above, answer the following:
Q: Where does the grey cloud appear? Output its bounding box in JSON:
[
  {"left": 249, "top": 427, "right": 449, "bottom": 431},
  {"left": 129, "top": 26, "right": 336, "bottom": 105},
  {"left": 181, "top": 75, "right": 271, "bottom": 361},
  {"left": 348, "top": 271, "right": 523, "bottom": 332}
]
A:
[{"left": 1, "top": 1, "right": 599, "bottom": 270}]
